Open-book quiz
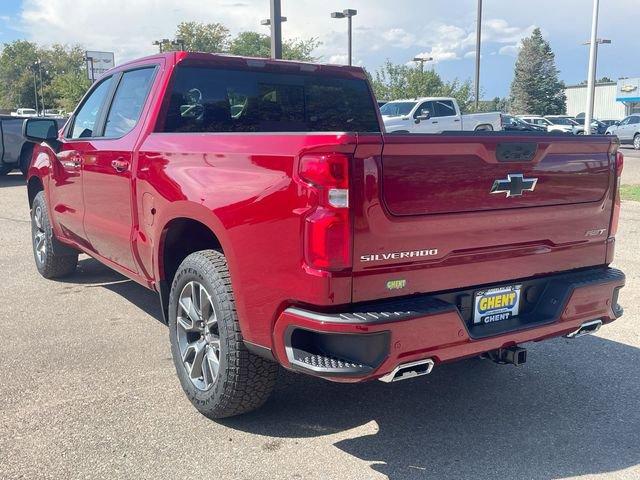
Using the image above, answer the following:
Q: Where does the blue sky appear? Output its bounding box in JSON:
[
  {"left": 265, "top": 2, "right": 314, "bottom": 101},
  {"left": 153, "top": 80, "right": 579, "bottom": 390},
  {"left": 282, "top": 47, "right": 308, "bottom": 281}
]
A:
[{"left": 1, "top": 0, "right": 638, "bottom": 98}]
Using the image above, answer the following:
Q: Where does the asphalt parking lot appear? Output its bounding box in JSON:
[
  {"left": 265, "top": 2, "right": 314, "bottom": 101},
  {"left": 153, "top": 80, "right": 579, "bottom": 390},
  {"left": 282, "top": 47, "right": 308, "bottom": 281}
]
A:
[{"left": 0, "top": 152, "right": 639, "bottom": 480}]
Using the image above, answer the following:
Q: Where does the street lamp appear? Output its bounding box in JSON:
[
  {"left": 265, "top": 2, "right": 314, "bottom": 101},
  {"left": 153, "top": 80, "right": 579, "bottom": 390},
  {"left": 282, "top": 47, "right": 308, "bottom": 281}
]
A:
[
  {"left": 152, "top": 39, "right": 170, "bottom": 53},
  {"left": 330, "top": 9, "right": 357, "bottom": 66},
  {"left": 412, "top": 56, "right": 433, "bottom": 73},
  {"left": 33, "top": 60, "right": 45, "bottom": 115},
  {"left": 260, "top": 17, "right": 287, "bottom": 26},
  {"left": 583, "top": 0, "right": 607, "bottom": 135},
  {"left": 474, "top": 0, "right": 483, "bottom": 110}
]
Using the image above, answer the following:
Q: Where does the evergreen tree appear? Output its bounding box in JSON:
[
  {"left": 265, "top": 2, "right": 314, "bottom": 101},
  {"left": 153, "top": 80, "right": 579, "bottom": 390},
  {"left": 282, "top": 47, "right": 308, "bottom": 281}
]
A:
[{"left": 509, "top": 28, "right": 566, "bottom": 115}]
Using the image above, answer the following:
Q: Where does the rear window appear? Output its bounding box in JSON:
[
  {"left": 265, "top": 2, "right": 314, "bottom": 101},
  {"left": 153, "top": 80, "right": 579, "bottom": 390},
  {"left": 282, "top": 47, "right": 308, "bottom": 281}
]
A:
[{"left": 159, "top": 66, "right": 380, "bottom": 133}]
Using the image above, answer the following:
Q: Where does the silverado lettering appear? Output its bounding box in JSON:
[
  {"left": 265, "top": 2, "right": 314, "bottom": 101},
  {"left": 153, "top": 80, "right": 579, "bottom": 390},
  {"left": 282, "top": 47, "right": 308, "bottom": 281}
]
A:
[
  {"left": 360, "top": 249, "right": 439, "bottom": 262},
  {"left": 23, "top": 51, "right": 625, "bottom": 419}
]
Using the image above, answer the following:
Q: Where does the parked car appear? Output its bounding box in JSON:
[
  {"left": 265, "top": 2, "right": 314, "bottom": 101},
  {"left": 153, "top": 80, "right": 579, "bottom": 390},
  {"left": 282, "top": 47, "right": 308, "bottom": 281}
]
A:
[
  {"left": 0, "top": 115, "right": 65, "bottom": 175},
  {"left": 544, "top": 115, "right": 579, "bottom": 133},
  {"left": 600, "top": 119, "right": 620, "bottom": 129},
  {"left": 23, "top": 52, "right": 625, "bottom": 418},
  {"left": 10, "top": 108, "right": 38, "bottom": 117},
  {"left": 501, "top": 115, "right": 547, "bottom": 132},
  {"left": 517, "top": 115, "right": 568, "bottom": 133},
  {"left": 381, "top": 97, "right": 503, "bottom": 133},
  {"left": 574, "top": 119, "right": 610, "bottom": 135},
  {"left": 377, "top": 100, "right": 388, "bottom": 108},
  {"left": 606, "top": 114, "right": 640, "bottom": 149}
]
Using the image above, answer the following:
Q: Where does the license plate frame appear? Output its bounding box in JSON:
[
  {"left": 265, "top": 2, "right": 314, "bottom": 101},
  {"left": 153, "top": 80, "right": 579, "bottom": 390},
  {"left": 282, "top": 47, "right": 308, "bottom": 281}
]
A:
[{"left": 473, "top": 284, "right": 522, "bottom": 325}]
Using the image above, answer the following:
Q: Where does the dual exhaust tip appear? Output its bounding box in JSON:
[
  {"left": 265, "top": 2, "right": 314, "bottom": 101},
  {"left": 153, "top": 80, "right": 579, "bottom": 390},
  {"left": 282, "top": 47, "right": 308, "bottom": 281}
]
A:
[
  {"left": 379, "top": 358, "right": 435, "bottom": 383},
  {"left": 378, "top": 319, "right": 603, "bottom": 383}
]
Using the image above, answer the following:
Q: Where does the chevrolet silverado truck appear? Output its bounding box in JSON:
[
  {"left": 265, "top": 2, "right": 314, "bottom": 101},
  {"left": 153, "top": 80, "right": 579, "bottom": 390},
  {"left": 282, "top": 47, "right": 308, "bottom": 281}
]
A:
[{"left": 23, "top": 52, "right": 625, "bottom": 419}]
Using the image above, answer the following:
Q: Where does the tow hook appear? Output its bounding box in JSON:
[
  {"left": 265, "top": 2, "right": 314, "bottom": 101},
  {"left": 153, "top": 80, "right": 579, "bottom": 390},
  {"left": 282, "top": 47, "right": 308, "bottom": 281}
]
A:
[{"left": 483, "top": 346, "right": 527, "bottom": 366}]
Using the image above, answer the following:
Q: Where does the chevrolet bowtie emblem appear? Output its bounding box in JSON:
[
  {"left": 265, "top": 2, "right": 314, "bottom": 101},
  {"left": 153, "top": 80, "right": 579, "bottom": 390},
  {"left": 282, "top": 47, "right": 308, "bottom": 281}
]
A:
[{"left": 490, "top": 174, "right": 538, "bottom": 197}]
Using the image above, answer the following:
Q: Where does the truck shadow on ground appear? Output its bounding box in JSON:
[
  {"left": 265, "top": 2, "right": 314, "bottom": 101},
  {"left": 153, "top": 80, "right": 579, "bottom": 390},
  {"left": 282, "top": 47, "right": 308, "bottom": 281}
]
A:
[
  {"left": 0, "top": 173, "right": 25, "bottom": 188},
  {"left": 231, "top": 338, "right": 640, "bottom": 479},
  {"left": 70, "top": 258, "right": 639, "bottom": 480}
]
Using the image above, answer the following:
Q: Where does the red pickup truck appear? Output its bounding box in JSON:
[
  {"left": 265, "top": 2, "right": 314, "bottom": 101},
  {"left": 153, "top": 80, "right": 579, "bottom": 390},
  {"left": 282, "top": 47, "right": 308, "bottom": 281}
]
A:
[{"left": 23, "top": 52, "right": 625, "bottom": 418}]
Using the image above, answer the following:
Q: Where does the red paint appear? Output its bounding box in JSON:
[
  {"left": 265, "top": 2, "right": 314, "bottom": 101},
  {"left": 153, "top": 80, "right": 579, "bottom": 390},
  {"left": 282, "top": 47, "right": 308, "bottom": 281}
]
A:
[{"left": 28, "top": 52, "right": 624, "bottom": 381}]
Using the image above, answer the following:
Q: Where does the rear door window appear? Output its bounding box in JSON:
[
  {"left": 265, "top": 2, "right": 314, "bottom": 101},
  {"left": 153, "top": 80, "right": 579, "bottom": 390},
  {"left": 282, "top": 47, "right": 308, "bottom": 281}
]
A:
[
  {"left": 159, "top": 66, "right": 380, "bottom": 133},
  {"left": 104, "top": 68, "right": 156, "bottom": 137},
  {"left": 433, "top": 100, "right": 456, "bottom": 117}
]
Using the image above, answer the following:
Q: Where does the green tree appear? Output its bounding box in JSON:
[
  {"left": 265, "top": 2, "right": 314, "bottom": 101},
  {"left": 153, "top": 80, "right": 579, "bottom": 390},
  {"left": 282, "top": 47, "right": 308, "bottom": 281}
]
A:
[
  {"left": 371, "top": 60, "right": 474, "bottom": 111},
  {"left": 174, "top": 21, "right": 231, "bottom": 53},
  {"left": 509, "top": 28, "right": 566, "bottom": 115},
  {"left": 0, "top": 40, "right": 40, "bottom": 110}
]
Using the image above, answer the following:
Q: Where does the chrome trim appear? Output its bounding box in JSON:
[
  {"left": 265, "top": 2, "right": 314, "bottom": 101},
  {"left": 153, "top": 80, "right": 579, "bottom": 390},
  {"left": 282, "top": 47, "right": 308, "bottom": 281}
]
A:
[
  {"left": 378, "top": 358, "right": 435, "bottom": 383},
  {"left": 565, "top": 319, "right": 603, "bottom": 339},
  {"left": 490, "top": 173, "right": 538, "bottom": 197}
]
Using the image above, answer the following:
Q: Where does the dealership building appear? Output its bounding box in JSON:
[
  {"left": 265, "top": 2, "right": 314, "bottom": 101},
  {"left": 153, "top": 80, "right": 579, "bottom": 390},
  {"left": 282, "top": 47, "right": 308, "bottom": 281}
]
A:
[{"left": 565, "top": 77, "right": 640, "bottom": 120}]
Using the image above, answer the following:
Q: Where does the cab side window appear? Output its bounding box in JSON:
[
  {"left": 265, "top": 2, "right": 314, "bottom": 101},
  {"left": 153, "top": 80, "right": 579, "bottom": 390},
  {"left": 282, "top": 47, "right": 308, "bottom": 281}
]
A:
[
  {"left": 630, "top": 116, "right": 640, "bottom": 125},
  {"left": 69, "top": 77, "right": 113, "bottom": 139},
  {"left": 433, "top": 100, "right": 456, "bottom": 117},
  {"left": 104, "top": 68, "right": 156, "bottom": 137}
]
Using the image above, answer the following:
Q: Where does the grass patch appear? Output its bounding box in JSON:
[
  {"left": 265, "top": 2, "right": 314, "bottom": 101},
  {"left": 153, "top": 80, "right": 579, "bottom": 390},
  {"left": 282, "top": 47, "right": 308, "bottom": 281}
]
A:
[{"left": 620, "top": 184, "right": 640, "bottom": 202}]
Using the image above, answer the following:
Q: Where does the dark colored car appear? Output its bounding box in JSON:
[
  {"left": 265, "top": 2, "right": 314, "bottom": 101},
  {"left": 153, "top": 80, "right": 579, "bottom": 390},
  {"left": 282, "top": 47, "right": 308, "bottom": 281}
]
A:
[{"left": 23, "top": 52, "right": 625, "bottom": 418}]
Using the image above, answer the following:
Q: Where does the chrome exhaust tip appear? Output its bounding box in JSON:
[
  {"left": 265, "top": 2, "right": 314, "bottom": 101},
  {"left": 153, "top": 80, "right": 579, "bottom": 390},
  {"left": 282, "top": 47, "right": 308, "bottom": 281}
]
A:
[
  {"left": 379, "top": 358, "right": 435, "bottom": 383},
  {"left": 565, "top": 319, "right": 603, "bottom": 339}
]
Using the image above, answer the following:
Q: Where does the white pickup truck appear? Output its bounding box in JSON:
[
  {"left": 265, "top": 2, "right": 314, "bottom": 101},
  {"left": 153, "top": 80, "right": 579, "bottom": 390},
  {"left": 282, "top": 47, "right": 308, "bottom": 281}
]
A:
[{"left": 380, "top": 97, "right": 504, "bottom": 134}]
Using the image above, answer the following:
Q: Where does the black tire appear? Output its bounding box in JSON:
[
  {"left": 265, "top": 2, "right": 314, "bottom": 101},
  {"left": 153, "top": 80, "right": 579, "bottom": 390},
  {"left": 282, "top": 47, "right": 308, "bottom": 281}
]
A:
[
  {"left": 0, "top": 165, "right": 13, "bottom": 176},
  {"left": 168, "top": 250, "right": 278, "bottom": 418},
  {"left": 31, "top": 191, "right": 78, "bottom": 279},
  {"left": 19, "top": 144, "right": 34, "bottom": 176}
]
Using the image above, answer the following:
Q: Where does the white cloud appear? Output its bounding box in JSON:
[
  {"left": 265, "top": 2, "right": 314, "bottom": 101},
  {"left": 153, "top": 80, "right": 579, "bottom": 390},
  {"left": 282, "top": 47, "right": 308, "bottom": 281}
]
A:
[
  {"left": 382, "top": 28, "right": 416, "bottom": 49},
  {"left": 499, "top": 44, "right": 521, "bottom": 56}
]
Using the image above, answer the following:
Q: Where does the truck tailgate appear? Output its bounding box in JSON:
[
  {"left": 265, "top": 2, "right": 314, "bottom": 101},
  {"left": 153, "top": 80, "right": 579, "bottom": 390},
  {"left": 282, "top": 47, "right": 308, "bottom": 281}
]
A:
[
  {"left": 381, "top": 136, "right": 610, "bottom": 215},
  {"left": 351, "top": 134, "right": 616, "bottom": 303}
]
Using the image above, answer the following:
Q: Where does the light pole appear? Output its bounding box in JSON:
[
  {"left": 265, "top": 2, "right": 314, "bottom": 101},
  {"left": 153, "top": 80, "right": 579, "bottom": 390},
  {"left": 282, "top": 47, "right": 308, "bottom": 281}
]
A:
[
  {"left": 584, "top": 0, "right": 601, "bottom": 135},
  {"left": 583, "top": 37, "right": 611, "bottom": 131},
  {"left": 331, "top": 9, "right": 357, "bottom": 66},
  {"left": 152, "top": 39, "right": 170, "bottom": 53},
  {"left": 474, "top": 0, "right": 483, "bottom": 110},
  {"left": 412, "top": 56, "right": 433, "bottom": 73},
  {"left": 32, "top": 70, "right": 39, "bottom": 115},
  {"left": 34, "top": 60, "right": 45, "bottom": 114},
  {"left": 268, "top": 0, "right": 284, "bottom": 59}
]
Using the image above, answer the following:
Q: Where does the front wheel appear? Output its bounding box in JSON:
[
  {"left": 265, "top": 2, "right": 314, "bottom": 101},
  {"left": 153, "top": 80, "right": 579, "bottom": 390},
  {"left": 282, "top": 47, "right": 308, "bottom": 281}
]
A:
[
  {"left": 634, "top": 134, "right": 640, "bottom": 150},
  {"left": 168, "top": 250, "right": 278, "bottom": 418},
  {"left": 31, "top": 192, "right": 78, "bottom": 278}
]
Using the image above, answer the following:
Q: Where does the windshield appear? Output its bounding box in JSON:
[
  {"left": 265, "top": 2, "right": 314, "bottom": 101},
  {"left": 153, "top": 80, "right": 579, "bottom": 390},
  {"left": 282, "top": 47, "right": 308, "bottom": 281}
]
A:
[
  {"left": 380, "top": 101, "right": 417, "bottom": 117},
  {"left": 547, "top": 117, "right": 578, "bottom": 126}
]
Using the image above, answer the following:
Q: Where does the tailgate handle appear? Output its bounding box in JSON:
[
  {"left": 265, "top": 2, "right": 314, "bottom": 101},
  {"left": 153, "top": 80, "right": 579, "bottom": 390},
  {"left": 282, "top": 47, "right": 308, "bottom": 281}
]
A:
[{"left": 496, "top": 143, "right": 538, "bottom": 162}]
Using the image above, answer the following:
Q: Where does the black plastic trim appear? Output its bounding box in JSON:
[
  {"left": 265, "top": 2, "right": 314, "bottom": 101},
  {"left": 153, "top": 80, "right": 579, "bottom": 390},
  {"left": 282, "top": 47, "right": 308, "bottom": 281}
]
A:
[{"left": 286, "top": 267, "right": 625, "bottom": 340}]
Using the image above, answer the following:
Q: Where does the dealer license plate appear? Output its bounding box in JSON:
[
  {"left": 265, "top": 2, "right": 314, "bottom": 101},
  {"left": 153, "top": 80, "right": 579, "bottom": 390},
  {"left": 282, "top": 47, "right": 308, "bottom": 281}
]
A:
[{"left": 473, "top": 285, "right": 522, "bottom": 325}]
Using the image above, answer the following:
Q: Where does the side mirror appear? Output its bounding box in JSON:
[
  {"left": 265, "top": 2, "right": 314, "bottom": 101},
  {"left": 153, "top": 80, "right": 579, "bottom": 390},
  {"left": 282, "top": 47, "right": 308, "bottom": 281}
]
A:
[
  {"left": 23, "top": 118, "right": 59, "bottom": 144},
  {"left": 414, "top": 110, "right": 431, "bottom": 124}
]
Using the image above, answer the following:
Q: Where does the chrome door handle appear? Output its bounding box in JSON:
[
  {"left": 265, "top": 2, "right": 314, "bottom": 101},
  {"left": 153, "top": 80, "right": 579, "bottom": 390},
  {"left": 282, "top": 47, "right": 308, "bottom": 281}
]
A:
[
  {"left": 61, "top": 156, "right": 81, "bottom": 169},
  {"left": 111, "top": 159, "right": 129, "bottom": 173}
]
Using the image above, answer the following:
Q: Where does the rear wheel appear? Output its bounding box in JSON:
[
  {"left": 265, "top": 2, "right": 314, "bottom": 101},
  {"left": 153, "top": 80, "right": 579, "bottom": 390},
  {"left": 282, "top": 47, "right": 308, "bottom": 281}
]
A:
[
  {"left": 634, "top": 134, "right": 640, "bottom": 150},
  {"left": 168, "top": 250, "right": 278, "bottom": 418},
  {"left": 31, "top": 192, "right": 78, "bottom": 278}
]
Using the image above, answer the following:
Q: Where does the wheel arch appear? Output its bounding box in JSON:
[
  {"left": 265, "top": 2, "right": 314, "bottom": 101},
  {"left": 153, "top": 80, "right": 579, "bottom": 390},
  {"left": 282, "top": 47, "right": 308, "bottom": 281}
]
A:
[{"left": 154, "top": 207, "right": 233, "bottom": 324}]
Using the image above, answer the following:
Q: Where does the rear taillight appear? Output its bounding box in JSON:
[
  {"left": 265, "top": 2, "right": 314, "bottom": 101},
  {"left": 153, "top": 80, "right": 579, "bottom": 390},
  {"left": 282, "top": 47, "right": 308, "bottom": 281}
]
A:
[
  {"left": 298, "top": 153, "right": 351, "bottom": 271},
  {"left": 610, "top": 150, "right": 623, "bottom": 236}
]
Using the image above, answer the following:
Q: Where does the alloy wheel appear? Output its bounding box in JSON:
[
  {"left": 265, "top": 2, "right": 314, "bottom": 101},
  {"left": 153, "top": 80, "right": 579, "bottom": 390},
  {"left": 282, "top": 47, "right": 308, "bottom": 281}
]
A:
[
  {"left": 634, "top": 135, "right": 640, "bottom": 150},
  {"left": 176, "top": 281, "right": 221, "bottom": 391},
  {"left": 33, "top": 206, "right": 46, "bottom": 264}
]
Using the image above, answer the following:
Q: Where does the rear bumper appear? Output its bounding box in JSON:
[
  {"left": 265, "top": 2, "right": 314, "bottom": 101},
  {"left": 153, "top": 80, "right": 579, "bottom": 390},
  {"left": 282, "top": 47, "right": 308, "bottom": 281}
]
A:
[{"left": 272, "top": 267, "right": 625, "bottom": 382}]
